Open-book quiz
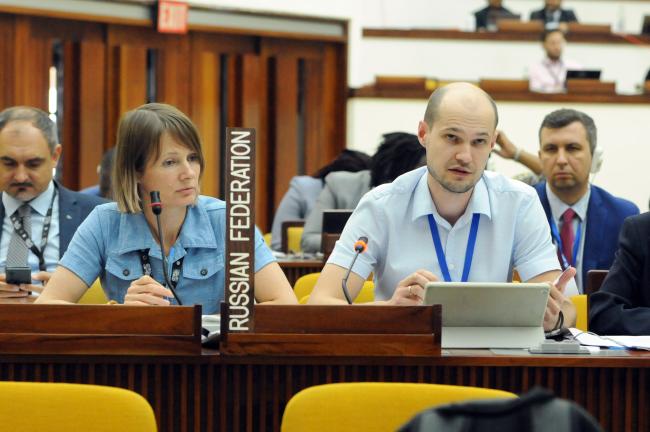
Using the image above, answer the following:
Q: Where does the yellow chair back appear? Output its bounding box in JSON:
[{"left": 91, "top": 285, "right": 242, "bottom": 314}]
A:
[
  {"left": 286, "top": 226, "right": 303, "bottom": 253},
  {"left": 281, "top": 382, "right": 516, "bottom": 432},
  {"left": 571, "top": 294, "right": 588, "bottom": 331},
  {"left": 296, "top": 274, "right": 374, "bottom": 304},
  {"left": 77, "top": 279, "right": 108, "bottom": 304},
  {"left": 0, "top": 381, "right": 157, "bottom": 432},
  {"left": 263, "top": 232, "right": 272, "bottom": 247},
  {"left": 293, "top": 272, "right": 321, "bottom": 301}
]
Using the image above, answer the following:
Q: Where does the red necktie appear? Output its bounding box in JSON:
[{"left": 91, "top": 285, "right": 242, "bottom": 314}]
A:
[{"left": 560, "top": 208, "right": 576, "bottom": 266}]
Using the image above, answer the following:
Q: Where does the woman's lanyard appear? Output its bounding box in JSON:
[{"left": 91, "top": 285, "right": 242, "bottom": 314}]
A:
[
  {"left": 138, "top": 248, "right": 185, "bottom": 291},
  {"left": 427, "top": 213, "right": 480, "bottom": 282},
  {"left": 548, "top": 216, "right": 582, "bottom": 270},
  {"left": 9, "top": 188, "right": 58, "bottom": 272}
]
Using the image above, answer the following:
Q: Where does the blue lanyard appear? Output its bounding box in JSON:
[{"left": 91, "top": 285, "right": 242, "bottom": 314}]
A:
[
  {"left": 548, "top": 216, "right": 582, "bottom": 270},
  {"left": 427, "top": 213, "right": 480, "bottom": 282}
]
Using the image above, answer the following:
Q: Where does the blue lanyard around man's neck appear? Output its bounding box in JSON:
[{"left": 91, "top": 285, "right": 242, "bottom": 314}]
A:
[
  {"left": 427, "top": 213, "right": 480, "bottom": 282},
  {"left": 548, "top": 216, "right": 582, "bottom": 270}
]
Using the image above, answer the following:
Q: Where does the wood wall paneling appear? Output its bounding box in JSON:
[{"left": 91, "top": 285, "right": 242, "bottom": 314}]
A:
[
  {"left": 13, "top": 16, "right": 48, "bottom": 109},
  {"left": 156, "top": 36, "right": 190, "bottom": 112},
  {"left": 271, "top": 57, "right": 299, "bottom": 221},
  {"left": 191, "top": 50, "right": 221, "bottom": 199},
  {"left": 0, "top": 14, "right": 16, "bottom": 108}
]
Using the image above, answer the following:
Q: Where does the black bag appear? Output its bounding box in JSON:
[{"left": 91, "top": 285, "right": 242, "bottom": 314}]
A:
[{"left": 399, "top": 387, "right": 602, "bottom": 432}]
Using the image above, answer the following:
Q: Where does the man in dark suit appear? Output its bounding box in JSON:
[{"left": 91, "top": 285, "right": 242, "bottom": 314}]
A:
[
  {"left": 0, "top": 106, "right": 106, "bottom": 298},
  {"left": 530, "top": 0, "right": 577, "bottom": 30},
  {"left": 589, "top": 213, "right": 650, "bottom": 335},
  {"left": 474, "top": 0, "right": 515, "bottom": 31},
  {"left": 534, "top": 109, "right": 638, "bottom": 293}
]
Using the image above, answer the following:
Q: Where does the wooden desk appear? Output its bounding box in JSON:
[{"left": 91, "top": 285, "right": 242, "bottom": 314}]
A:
[
  {"left": 1, "top": 350, "right": 647, "bottom": 432},
  {"left": 278, "top": 258, "right": 324, "bottom": 285}
]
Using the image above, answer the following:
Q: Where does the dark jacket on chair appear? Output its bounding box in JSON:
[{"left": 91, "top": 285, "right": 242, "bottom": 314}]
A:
[{"left": 590, "top": 212, "right": 650, "bottom": 335}]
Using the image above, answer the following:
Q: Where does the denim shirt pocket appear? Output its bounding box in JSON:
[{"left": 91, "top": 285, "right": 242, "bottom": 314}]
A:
[
  {"left": 179, "top": 252, "right": 225, "bottom": 313},
  {"left": 104, "top": 254, "right": 143, "bottom": 303}
]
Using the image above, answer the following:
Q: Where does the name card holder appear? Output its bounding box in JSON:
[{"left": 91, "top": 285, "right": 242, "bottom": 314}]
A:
[
  {"left": 220, "top": 304, "right": 441, "bottom": 357},
  {"left": 0, "top": 304, "right": 201, "bottom": 355}
]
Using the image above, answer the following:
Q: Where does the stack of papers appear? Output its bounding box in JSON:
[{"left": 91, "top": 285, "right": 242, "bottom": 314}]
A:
[{"left": 569, "top": 328, "right": 650, "bottom": 350}]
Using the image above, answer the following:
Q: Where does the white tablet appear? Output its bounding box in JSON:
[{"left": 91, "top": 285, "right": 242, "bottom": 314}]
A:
[{"left": 424, "top": 282, "right": 550, "bottom": 349}]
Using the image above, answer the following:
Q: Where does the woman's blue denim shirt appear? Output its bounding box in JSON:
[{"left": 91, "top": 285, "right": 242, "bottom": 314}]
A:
[{"left": 59, "top": 196, "right": 275, "bottom": 314}]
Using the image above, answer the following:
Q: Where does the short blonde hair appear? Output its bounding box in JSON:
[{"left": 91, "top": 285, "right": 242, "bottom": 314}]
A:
[{"left": 112, "top": 103, "right": 205, "bottom": 213}]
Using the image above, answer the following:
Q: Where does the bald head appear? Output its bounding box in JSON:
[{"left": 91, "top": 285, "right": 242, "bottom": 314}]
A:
[{"left": 423, "top": 83, "right": 499, "bottom": 129}]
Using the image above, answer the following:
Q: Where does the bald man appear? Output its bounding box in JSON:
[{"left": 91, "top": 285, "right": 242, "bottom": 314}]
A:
[{"left": 309, "top": 82, "right": 576, "bottom": 332}]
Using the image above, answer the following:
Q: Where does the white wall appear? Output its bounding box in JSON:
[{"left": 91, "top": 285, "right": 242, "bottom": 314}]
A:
[{"left": 348, "top": 98, "right": 650, "bottom": 210}]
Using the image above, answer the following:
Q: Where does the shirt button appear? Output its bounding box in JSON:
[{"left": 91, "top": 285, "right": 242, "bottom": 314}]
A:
[
  {"left": 200, "top": 268, "right": 208, "bottom": 276},
  {"left": 122, "top": 269, "right": 130, "bottom": 276}
]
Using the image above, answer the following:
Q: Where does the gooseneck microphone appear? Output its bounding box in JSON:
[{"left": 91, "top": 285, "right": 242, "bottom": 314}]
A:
[
  {"left": 149, "top": 191, "right": 183, "bottom": 305},
  {"left": 341, "top": 236, "right": 368, "bottom": 304}
]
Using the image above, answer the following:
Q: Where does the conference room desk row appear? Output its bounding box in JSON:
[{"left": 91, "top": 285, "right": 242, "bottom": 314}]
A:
[{"left": 1, "top": 349, "right": 647, "bottom": 432}]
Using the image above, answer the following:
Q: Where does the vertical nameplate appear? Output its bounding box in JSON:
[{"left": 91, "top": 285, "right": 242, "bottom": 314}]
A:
[{"left": 225, "top": 128, "right": 256, "bottom": 332}]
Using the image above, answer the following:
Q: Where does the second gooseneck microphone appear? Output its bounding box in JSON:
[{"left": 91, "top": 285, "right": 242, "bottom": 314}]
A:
[
  {"left": 149, "top": 191, "right": 183, "bottom": 305},
  {"left": 341, "top": 236, "right": 368, "bottom": 304}
]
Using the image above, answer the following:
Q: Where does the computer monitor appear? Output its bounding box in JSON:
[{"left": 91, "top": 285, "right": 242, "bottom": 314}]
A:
[
  {"left": 424, "top": 282, "right": 550, "bottom": 349},
  {"left": 566, "top": 70, "right": 601, "bottom": 80},
  {"left": 322, "top": 209, "right": 353, "bottom": 234},
  {"left": 641, "top": 15, "right": 650, "bottom": 34}
]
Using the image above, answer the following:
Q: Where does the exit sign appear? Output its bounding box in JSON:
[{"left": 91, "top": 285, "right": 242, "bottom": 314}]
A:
[{"left": 157, "top": 1, "right": 188, "bottom": 34}]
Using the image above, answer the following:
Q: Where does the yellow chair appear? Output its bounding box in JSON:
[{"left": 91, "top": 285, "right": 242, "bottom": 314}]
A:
[
  {"left": 571, "top": 294, "right": 588, "bottom": 332},
  {"left": 299, "top": 281, "right": 375, "bottom": 304},
  {"left": 281, "top": 382, "right": 516, "bottom": 432},
  {"left": 293, "top": 272, "right": 321, "bottom": 301},
  {"left": 77, "top": 278, "right": 108, "bottom": 304},
  {"left": 286, "top": 226, "right": 303, "bottom": 254},
  {"left": 0, "top": 381, "right": 157, "bottom": 432}
]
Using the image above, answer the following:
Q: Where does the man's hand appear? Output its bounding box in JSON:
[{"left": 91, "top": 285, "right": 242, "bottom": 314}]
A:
[
  {"left": 19, "top": 271, "right": 53, "bottom": 294},
  {"left": 388, "top": 270, "right": 438, "bottom": 306},
  {"left": 543, "top": 267, "right": 576, "bottom": 331},
  {"left": 124, "top": 275, "right": 173, "bottom": 306},
  {"left": 494, "top": 130, "right": 518, "bottom": 160},
  {"left": 0, "top": 273, "right": 29, "bottom": 298}
]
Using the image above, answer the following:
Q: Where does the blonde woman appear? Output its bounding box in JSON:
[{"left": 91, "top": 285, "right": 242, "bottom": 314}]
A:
[{"left": 37, "top": 103, "right": 297, "bottom": 311}]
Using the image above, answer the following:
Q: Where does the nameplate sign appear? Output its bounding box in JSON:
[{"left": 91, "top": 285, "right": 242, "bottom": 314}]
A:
[{"left": 225, "top": 128, "right": 256, "bottom": 332}]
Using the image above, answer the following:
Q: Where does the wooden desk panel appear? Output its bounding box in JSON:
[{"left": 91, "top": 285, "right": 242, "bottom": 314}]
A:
[
  {"left": 278, "top": 259, "right": 323, "bottom": 286},
  {"left": 1, "top": 351, "right": 647, "bottom": 432}
]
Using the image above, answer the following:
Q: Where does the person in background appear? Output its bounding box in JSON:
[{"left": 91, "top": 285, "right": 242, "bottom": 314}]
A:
[
  {"left": 528, "top": 29, "right": 581, "bottom": 93},
  {"left": 37, "top": 103, "right": 297, "bottom": 310},
  {"left": 308, "top": 82, "right": 577, "bottom": 332},
  {"left": 0, "top": 107, "right": 106, "bottom": 299},
  {"left": 300, "top": 132, "right": 425, "bottom": 254},
  {"left": 474, "top": 0, "right": 515, "bottom": 32},
  {"left": 589, "top": 212, "right": 650, "bottom": 335},
  {"left": 270, "top": 149, "right": 370, "bottom": 251},
  {"left": 530, "top": 0, "right": 577, "bottom": 31},
  {"left": 80, "top": 147, "right": 115, "bottom": 199},
  {"left": 532, "top": 109, "right": 638, "bottom": 292}
]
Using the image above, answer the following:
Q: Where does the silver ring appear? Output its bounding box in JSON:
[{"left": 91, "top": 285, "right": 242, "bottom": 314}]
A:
[{"left": 408, "top": 286, "right": 413, "bottom": 297}]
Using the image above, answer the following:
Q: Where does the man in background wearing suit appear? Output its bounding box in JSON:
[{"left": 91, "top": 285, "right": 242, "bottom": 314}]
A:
[
  {"left": 0, "top": 106, "right": 106, "bottom": 298},
  {"left": 473, "top": 0, "right": 515, "bottom": 32},
  {"left": 530, "top": 0, "right": 577, "bottom": 31},
  {"left": 534, "top": 109, "right": 639, "bottom": 293}
]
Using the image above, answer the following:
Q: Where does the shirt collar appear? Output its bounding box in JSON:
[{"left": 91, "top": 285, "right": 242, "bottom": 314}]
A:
[
  {"left": 546, "top": 182, "right": 590, "bottom": 223},
  {"left": 412, "top": 170, "right": 492, "bottom": 229},
  {"left": 116, "top": 201, "right": 219, "bottom": 256},
  {"left": 2, "top": 180, "right": 55, "bottom": 217}
]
